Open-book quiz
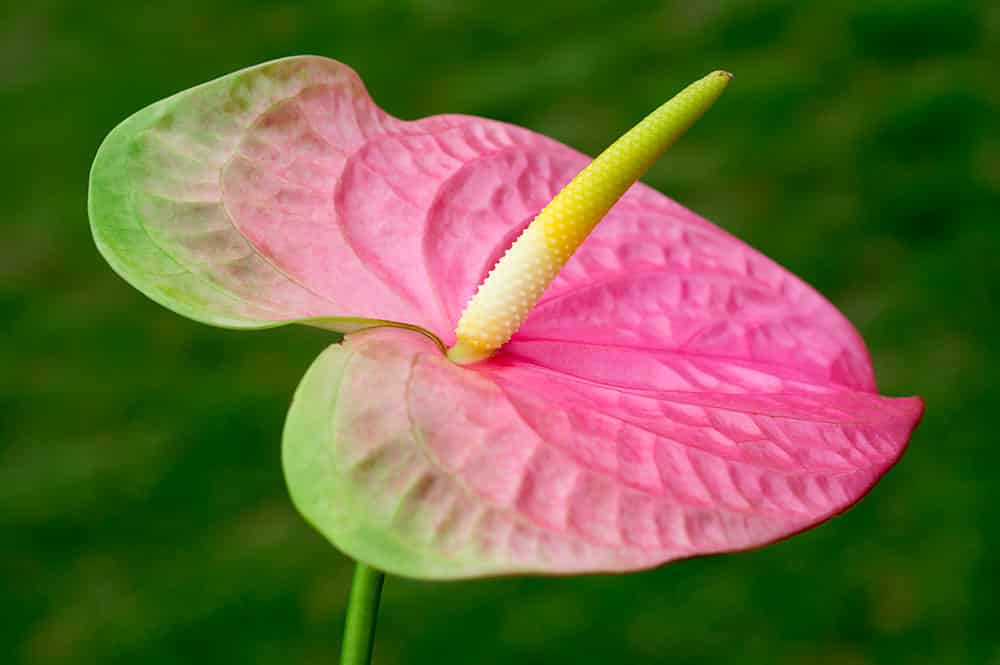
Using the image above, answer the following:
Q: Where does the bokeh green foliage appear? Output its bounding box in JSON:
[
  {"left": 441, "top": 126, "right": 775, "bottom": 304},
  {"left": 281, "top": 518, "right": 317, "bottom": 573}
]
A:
[{"left": 3, "top": 1, "right": 996, "bottom": 663}]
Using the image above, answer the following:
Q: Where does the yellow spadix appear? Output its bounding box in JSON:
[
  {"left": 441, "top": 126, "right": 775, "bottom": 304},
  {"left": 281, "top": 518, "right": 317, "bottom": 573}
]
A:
[{"left": 448, "top": 70, "right": 733, "bottom": 364}]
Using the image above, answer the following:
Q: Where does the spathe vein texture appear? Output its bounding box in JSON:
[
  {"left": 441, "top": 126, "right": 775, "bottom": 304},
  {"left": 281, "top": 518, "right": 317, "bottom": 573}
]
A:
[{"left": 89, "top": 56, "right": 923, "bottom": 579}]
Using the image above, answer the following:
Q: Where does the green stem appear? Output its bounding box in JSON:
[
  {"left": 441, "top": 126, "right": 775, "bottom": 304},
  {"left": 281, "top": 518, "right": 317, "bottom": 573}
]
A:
[{"left": 340, "top": 562, "right": 385, "bottom": 665}]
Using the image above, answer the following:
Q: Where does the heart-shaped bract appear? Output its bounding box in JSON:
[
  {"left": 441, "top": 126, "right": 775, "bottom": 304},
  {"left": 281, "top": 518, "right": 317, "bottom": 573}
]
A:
[{"left": 89, "top": 56, "right": 922, "bottom": 578}]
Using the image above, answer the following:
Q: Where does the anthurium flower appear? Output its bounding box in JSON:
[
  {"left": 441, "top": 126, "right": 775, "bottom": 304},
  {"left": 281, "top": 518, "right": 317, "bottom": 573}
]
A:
[{"left": 89, "top": 56, "right": 922, "bottom": 580}]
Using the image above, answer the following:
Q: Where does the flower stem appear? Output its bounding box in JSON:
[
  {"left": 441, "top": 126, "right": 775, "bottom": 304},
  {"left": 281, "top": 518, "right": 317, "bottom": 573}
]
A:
[{"left": 340, "top": 562, "right": 385, "bottom": 665}]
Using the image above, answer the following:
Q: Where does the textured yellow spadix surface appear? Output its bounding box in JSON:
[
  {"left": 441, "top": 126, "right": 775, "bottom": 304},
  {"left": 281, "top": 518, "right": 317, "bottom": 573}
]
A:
[{"left": 448, "top": 70, "right": 733, "bottom": 364}]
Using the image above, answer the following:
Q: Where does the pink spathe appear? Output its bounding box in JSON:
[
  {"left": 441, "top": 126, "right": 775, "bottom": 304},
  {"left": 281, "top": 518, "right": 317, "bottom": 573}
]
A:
[{"left": 94, "top": 57, "right": 923, "bottom": 575}]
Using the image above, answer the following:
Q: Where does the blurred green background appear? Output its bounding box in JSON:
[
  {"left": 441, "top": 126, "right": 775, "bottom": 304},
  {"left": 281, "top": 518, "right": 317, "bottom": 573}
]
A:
[{"left": 3, "top": 1, "right": 996, "bottom": 663}]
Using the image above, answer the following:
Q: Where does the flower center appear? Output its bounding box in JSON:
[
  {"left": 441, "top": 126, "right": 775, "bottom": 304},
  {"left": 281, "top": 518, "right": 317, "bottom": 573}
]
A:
[{"left": 447, "top": 70, "right": 733, "bottom": 365}]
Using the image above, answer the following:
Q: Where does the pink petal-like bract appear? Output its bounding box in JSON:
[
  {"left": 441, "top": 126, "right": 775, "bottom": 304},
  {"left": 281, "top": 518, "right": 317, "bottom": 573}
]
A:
[{"left": 89, "top": 57, "right": 923, "bottom": 578}]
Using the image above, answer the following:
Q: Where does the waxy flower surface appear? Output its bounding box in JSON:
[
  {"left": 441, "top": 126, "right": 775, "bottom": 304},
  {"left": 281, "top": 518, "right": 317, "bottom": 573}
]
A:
[{"left": 89, "top": 56, "right": 923, "bottom": 579}]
